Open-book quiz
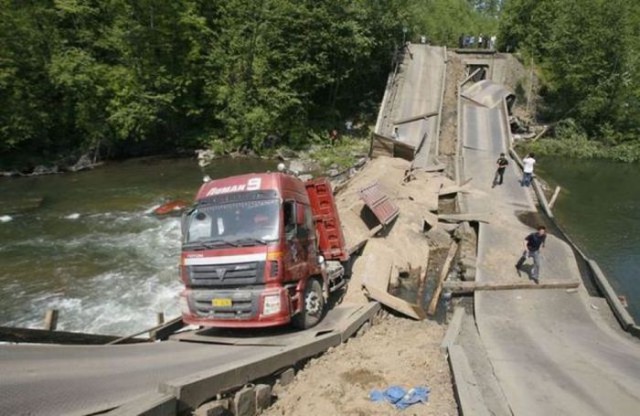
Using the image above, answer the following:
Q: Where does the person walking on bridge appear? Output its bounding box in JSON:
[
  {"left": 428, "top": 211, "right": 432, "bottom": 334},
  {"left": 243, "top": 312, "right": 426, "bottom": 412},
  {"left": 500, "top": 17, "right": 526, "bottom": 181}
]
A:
[
  {"left": 492, "top": 152, "right": 509, "bottom": 187},
  {"left": 521, "top": 152, "right": 536, "bottom": 187},
  {"left": 516, "top": 226, "right": 547, "bottom": 283}
]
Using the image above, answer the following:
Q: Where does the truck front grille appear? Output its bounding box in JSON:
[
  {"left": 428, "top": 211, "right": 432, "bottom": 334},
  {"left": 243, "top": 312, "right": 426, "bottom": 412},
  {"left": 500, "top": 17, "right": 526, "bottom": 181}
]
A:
[
  {"left": 186, "top": 261, "right": 265, "bottom": 288},
  {"left": 189, "top": 290, "right": 257, "bottom": 319}
]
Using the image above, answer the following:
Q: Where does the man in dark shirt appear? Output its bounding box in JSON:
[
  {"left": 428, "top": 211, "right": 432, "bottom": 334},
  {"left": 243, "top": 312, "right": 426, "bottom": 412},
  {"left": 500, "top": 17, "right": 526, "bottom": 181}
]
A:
[
  {"left": 516, "top": 226, "right": 547, "bottom": 283},
  {"left": 492, "top": 152, "right": 509, "bottom": 187}
]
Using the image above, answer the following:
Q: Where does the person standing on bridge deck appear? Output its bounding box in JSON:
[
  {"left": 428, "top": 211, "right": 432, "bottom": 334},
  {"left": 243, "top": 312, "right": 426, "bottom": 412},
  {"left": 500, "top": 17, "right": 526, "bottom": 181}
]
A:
[
  {"left": 521, "top": 152, "right": 536, "bottom": 187},
  {"left": 492, "top": 152, "right": 509, "bottom": 187},
  {"left": 516, "top": 226, "right": 547, "bottom": 283}
]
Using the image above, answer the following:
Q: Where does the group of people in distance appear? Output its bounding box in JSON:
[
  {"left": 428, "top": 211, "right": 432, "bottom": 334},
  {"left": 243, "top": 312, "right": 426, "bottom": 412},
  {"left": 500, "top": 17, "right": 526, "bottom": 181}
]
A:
[
  {"left": 491, "top": 152, "right": 546, "bottom": 283},
  {"left": 459, "top": 34, "right": 497, "bottom": 50}
]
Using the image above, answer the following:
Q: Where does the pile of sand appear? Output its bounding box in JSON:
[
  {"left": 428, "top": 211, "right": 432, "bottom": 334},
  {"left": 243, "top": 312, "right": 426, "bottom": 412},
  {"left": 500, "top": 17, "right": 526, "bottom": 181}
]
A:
[{"left": 264, "top": 316, "right": 457, "bottom": 416}]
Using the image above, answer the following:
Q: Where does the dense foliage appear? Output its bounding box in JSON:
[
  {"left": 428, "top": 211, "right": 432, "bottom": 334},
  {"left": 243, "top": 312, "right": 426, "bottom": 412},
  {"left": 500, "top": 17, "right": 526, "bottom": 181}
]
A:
[
  {"left": 500, "top": 0, "right": 640, "bottom": 161},
  {"left": 0, "top": 0, "right": 496, "bottom": 168}
]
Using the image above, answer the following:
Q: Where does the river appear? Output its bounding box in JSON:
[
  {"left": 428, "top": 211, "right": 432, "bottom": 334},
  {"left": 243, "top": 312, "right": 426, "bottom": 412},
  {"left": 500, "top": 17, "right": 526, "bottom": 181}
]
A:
[
  {"left": 538, "top": 158, "right": 640, "bottom": 322},
  {"left": 0, "top": 157, "right": 275, "bottom": 335}
]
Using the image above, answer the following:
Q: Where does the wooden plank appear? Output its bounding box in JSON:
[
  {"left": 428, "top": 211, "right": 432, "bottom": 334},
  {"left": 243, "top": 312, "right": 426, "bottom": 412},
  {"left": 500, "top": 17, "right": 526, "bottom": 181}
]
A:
[
  {"left": 548, "top": 186, "right": 562, "bottom": 209},
  {"left": 43, "top": 309, "right": 59, "bottom": 330},
  {"left": 444, "top": 279, "right": 580, "bottom": 294},
  {"left": 448, "top": 345, "right": 492, "bottom": 416},
  {"left": 0, "top": 326, "right": 147, "bottom": 345},
  {"left": 363, "top": 285, "right": 426, "bottom": 320},
  {"left": 438, "top": 213, "right": 491, "bottom": 224},
  {"left": 393, "top": 111, "right": 438, "bottom": 126},
  {"left": 427, "top": 241, "right": 459, "bottom": 315}
]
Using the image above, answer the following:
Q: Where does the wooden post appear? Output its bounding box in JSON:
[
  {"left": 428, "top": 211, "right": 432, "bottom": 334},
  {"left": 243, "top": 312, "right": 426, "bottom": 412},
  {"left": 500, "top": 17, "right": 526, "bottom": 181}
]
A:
[
  {"left": 548, "top": 186, "right": 562, "bottom": 209},
  {"left": 427, "top": 241, "right": 459, "bottom": 315},
  {"left": 157, "top": 312, "right": 165, "bottom": 325},
  {"left": 43, "top": 309, "right": 59, "bottom": 331}
]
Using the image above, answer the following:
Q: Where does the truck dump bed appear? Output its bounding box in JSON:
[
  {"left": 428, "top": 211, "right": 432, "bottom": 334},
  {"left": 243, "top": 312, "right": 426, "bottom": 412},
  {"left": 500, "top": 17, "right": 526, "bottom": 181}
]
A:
[{"left": 305, "top": 178, "right": 348, "bottom": 262}]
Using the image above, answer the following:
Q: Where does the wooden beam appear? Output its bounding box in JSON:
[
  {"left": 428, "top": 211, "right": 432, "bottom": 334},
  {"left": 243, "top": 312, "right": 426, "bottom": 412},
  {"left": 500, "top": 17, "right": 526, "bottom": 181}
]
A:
[
  {"left": 43, "top": 309, "right": 59, "bottom": 331},
  {"left": 548, "top": 186, "right": 561, "bottom": 209},
  {"left": 444, "top": 279, "right": 580, "bottom": 294},
  {"left": 0, "top": 326, "right": 148, "bottom": 345},
  {"left": 393, "top": 111, "right": 438, "bottom": 126},
  {"left": 427, "top": 241, "right": 459, "bottom": 315}
]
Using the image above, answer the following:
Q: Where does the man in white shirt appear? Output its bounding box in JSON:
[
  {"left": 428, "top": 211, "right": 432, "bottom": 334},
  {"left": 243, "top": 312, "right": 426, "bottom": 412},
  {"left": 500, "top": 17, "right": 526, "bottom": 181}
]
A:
[{"left": 521, "top": 153, "right": 536, "bottom": 187}]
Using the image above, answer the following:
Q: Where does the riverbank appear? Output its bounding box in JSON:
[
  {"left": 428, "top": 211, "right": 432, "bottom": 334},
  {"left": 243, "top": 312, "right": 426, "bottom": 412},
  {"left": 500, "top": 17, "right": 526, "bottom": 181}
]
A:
[{"left": 517, "top": 137, "right": 640, "bottom": 163}]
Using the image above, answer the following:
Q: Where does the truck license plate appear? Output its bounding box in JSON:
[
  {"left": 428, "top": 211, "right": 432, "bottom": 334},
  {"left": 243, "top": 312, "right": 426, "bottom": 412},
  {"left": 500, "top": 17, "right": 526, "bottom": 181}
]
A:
[{"left": 212, "top": 298, "right": 232, "bottom": 307}]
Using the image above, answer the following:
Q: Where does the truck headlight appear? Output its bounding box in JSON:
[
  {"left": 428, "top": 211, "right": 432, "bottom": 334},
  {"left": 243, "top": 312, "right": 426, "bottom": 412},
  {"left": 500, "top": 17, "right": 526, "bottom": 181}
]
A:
[
  {"left": 262, "top": 294, "right": 281, "bottom": 316},
  {"left": 179, "top": 296, "right": 191, "bottom": 315}
]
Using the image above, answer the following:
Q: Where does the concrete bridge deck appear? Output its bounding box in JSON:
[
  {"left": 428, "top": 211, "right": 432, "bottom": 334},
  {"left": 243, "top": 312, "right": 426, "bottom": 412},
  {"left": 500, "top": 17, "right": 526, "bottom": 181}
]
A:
[
  {"left": 459, "top": 76, "right": 640, "bottom": 415},
  {"left": 0, "top": 303, "right": 378, "bottom": 415}
]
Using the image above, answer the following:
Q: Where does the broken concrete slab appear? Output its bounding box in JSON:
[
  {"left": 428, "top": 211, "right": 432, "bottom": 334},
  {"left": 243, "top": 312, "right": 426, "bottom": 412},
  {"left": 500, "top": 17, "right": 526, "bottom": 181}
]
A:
[
  {"left": 426, "top": 226, "right": 453, "bottom": 249},
  {"left": 363, "top": 284, "right": 427, "bottom": 320}
]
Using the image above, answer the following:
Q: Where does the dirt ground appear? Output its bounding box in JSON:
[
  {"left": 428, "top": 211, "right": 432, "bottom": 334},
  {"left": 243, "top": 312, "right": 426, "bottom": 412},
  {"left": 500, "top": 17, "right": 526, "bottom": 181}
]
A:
[{"left": 264, "top": 316, "right": 457, "bottom": 416}]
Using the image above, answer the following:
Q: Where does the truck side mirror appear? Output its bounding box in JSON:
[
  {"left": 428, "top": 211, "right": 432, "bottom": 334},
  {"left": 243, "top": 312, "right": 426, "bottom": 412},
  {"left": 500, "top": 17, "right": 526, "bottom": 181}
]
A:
[{"left": 295, "top": 202, "right": 306, "bottom": 226}]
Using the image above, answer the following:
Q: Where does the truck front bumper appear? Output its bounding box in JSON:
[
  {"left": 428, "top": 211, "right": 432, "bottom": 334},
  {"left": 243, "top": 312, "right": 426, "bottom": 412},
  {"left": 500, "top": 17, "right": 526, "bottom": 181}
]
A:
[{"left": 181, "top": 286, "right": 292, "bottom": 328}]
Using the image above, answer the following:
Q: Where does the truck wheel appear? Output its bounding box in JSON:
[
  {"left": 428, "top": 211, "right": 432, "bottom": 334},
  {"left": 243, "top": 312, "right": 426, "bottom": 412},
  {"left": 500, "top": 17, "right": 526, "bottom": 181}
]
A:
[{"left": 292, "top": 278, "right": 325, "bottom": 329}]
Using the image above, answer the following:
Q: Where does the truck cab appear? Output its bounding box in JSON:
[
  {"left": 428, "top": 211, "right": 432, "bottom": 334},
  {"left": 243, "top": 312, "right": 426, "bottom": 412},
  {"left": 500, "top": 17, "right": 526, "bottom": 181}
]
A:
[{"left": 179, "top": 171, "right": 347, "bottom": 329}]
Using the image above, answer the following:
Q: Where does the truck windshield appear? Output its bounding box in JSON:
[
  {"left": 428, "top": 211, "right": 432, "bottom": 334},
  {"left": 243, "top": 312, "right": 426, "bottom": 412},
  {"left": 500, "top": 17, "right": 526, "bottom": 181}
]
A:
[{"left": 185, "top": 198, "right": 280, "bottom": 246}]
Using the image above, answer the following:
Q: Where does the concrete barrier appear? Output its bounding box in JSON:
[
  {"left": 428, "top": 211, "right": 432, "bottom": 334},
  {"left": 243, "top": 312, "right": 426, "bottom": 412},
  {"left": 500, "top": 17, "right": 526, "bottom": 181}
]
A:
[
  {"left": 441, "top": 307, "right": 465, "bottom": 352},
  {"left": 448, "top": 345, "right": 491, "bottom": 416},
  {"left": 587, "top": 259, "right": 635, "bottom": 331}
]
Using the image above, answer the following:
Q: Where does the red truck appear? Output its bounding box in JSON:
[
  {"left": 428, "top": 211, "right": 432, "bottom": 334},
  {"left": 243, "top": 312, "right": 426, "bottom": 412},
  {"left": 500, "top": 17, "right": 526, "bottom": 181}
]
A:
[{"left": 179, "top": 169, "right": 349, "bottom": 329}]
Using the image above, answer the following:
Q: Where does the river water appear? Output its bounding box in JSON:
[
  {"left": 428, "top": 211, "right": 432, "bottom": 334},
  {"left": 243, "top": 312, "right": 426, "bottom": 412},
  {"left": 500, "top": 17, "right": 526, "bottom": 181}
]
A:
[
  {"left": 0, "top": 158, "right": 275, "bottom": 335},
  {"left": 538, "top": 158, "right": 640, "bottom": 322}
]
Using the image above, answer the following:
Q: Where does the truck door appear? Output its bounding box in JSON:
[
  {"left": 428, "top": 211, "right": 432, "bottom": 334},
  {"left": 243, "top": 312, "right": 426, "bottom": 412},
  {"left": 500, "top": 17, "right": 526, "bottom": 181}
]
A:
[{"left": 283, "top": 201, "right": 312, "bottom": 281}]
